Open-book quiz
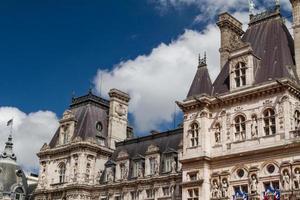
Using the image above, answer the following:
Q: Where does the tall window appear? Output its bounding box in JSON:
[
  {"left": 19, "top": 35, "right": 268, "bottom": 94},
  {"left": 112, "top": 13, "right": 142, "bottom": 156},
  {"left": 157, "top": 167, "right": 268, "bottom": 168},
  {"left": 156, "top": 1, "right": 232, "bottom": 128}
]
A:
[
  {"left": 163, "top": 187, "right": 170, "bottom": 196},
  {"left": 234, "top": 115, "right": 246, "bottom": 141},
  {"left": 149, "top": 158, "right": 156, "bottom": 175},
  {"left": 59, "top": 163, "right": 66, "bottom": 183},
  {"left": 187, "top": 188, "right": 199, "bottom": 200},
  {"left": 146, "top": 189, "right": 154, "bottom": 199},
  {"left": 164, "top": 154, "right": 173, "bottom": 172},
  {"left": 190, "top": 123, "right": 199, "bottom": 147},
  {"left": 132, "top": 161, "right": 141, "bottom": 178},
  {"left": 263, "top": 109, "right": 276, "bottom": 136},
  {"left": 295, "top": 110, "right": 300, "bottom": 130},
  {"left": 234, "top": 62, "right": 246, "bottom": 87}
]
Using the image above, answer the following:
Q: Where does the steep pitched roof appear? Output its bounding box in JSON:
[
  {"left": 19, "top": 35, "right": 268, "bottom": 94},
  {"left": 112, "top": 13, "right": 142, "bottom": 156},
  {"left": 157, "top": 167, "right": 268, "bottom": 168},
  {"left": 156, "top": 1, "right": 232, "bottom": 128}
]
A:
[
  {"left": 49, "top": 92, "right": 109, "bottom": 148},
  {"left": 187, "top": 64, "right": 213, "bottom": 98},
  {"left": 213, "top": 9, "right": 297, "bottom": 95},
  {"left": 112, "top": 128, "right": 182, "bottom": 160}
]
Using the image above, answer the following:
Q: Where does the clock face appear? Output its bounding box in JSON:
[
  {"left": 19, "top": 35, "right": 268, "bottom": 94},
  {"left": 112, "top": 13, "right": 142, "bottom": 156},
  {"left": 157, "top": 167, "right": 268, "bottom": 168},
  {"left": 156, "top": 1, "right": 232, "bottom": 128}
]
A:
[{"left": 96, "top": 121, "right": 103, "bottom": 132}]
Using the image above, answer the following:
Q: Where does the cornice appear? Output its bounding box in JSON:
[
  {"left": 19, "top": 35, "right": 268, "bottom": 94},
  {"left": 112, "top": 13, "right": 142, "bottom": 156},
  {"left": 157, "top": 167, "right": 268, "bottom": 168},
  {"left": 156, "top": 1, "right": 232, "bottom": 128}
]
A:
[
  {"left": 37, "top": 142, "right": 114, "bottom": 158},
  {"left": 178, "top": 79, "right": 300, "bottom": 112}
]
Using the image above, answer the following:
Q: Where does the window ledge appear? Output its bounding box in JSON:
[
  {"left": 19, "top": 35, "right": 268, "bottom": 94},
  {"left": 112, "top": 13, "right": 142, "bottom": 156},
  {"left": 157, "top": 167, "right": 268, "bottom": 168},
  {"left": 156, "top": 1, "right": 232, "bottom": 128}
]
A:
[{"left": 187, "top": 145, "right": 201, "bottom": 150}]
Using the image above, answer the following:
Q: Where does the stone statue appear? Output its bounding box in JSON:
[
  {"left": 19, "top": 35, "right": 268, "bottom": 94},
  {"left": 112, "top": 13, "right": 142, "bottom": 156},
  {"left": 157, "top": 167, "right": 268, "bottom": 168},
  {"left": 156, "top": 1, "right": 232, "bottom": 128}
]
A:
[
  {"left": 250, "top": 175, "right": 258, "bottom": 194},
  {"left": 215, "top": 132, "right": 221, "bottom": 143},
  {"left": 221, "top": 179, "right": 229, "bottom": 198},
  {"left": 251, "top": 117, "right": 258, "bottom": 138},
  {"left": 122, "top": 164, "right": 128, "bottom": 179},
  {"left": 212, "top": 180, "right": 220, "bottom": 198},
  {"left": 96, "top": 170, "right": 102, "bottom": 183},
  {"left": 138, "top": 165, "right": 144, "bottom": 178},
  {"left": 107, "top": 168, "right": 114, "bottom": 183},
  {"left": 171, "top": 159, "right": 177, "bottom": 173},
  {"left": 294, "top": 169, "right": 300, "bottom": 190},
  {"left": 282, "top": 171, "right": 291, "bottom": 191}
]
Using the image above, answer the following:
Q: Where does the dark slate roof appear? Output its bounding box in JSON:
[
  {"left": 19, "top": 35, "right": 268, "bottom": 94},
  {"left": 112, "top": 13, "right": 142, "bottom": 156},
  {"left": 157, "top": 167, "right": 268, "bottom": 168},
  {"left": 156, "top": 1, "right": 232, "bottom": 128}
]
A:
[
  {"left": 112, "top": 128, "right": 183, "bottom": 160},
  {"left": 212, "top": 9, "right": 298, "bottom": 95},
  {"left": 187, "top": 64, "right": 213, "bottom": 98},
  {"left": 0, "top": 162, "right": 28, "bottom": 196},
  {"left": 49, "top": 92, "right": 109, "bottom": 148}
]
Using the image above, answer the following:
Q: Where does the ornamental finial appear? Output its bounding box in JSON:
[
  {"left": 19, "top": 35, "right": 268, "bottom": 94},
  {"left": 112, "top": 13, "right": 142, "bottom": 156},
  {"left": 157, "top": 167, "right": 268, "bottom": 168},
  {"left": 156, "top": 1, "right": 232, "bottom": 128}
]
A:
[{"left": 249, "top": 0, "right": 255, "bottom": 16}]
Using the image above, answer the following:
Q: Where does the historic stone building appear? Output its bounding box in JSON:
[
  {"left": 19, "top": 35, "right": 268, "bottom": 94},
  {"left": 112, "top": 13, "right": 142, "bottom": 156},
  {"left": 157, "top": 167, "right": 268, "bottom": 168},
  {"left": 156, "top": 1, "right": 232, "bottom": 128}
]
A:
[{"left": 33, "top": 1, "right": 300, "bottom": 200}]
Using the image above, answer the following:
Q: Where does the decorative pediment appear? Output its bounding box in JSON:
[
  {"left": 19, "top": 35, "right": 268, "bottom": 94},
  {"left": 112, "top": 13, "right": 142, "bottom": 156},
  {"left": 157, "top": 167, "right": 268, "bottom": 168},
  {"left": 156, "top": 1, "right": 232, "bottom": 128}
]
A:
[
  {"left": 61, "top": 110, "right": 75, "bottom": 121},
  {"left": 132, "top": 154, "right": 145, "bottom": 161},
  {"left": 117, "top": 150, "right": 129, "bottom": 160},
  {"left": 40, "top": 143, "right": 50, "bottom": 151},
  {"left": 146, "top": 144, "right": 160, "bottom": 155}
]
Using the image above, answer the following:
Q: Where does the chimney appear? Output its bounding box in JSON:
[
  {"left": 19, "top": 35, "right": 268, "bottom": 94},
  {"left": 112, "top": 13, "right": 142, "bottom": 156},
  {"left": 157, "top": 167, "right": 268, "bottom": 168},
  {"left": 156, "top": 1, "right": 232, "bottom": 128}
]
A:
[
  {"left": 217, "top": 12, "right": 244, "bottom": 69},
  {"left": 290, "top": 0, "right": 300, "bottom": 79},
  {"left": 108, "top": 88, "right": 130, "bottom": 149}
]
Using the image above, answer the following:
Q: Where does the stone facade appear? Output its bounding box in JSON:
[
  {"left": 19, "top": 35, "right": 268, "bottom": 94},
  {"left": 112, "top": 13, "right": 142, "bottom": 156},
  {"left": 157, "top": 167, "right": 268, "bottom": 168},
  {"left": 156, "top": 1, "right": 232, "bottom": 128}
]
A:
[{"left": 34, "top": 3, "right": 300, "bottom": 200}]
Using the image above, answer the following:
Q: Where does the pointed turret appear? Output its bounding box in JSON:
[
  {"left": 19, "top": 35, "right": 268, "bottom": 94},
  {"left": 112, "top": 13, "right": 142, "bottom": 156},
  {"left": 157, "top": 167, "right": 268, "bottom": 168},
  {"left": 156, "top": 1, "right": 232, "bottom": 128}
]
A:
[
  {"left": 0, "top": 133, "right": 16, "bottom": 162},
  {"left": 187, "top": 54, "right": 213, "bottom": 98}
]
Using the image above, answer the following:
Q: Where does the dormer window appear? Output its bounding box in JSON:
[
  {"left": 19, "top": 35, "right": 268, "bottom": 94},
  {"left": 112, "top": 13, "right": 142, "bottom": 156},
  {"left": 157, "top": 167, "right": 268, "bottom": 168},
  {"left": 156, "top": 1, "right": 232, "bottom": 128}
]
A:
[
  {"left": 234, "top": 62, "right": 246, "bottom": 87},
  {"left": 189, "top": 123, "right": 199, "bottom": 147}
]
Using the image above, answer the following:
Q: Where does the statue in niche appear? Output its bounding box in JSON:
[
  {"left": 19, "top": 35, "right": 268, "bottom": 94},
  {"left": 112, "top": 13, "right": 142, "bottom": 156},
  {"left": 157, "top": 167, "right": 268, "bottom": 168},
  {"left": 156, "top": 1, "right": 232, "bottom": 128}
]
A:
[
  {"left": 282, "top": 170, "right": 291, "bottom": 191},
  {"left": 96, "top": 170, "right": 102, "bottom": 183},
  {"left": 107, "top": 168, "right": 114, "bottom": 183},
  {"left": 251, "top": 116, "right": 258, "bottom": 138},
  {"left": 121, "top": 163, "right": 128, "bottom": 180},
  {"left": 138, "top": 165, "right": 144, "bottom": 178},
  {"left": 171, "top": 158, "right": 177, "bottom": 173},
  {"left": 294, "top": 169, "right": 300, "bottom": 190},
  {"left": 250, "top": 174, "right": 258, "bottom": 194},
  {"left": 211, "top": 180, "right": 220, "bottom": 198},
  {"left": 215, "top": 124, "right": 221, "bottom": 143},
  {"left": 221, "top": 179, "right": 229, "bottom": 198}
]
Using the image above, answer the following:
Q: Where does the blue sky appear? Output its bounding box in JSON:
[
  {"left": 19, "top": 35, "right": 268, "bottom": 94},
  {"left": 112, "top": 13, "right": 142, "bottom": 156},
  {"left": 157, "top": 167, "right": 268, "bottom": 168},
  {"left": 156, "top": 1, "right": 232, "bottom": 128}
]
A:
[
  {"left": 0, "top": 0, "right": 201, "bottom": 116},
  {"left": 0, "top": 0, "right": 293, "bottom": 171}
]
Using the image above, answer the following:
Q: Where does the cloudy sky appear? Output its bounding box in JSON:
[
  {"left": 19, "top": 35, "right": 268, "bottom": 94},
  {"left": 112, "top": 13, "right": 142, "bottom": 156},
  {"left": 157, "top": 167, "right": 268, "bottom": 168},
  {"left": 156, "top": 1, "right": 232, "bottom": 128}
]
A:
[{"left": 0, "top": 0, "right": 292, "bottom": 172}]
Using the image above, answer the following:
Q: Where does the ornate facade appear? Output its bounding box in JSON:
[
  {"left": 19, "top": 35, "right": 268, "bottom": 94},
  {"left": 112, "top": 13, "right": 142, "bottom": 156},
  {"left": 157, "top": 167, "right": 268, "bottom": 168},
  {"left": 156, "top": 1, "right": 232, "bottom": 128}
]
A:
[{"left": 34, "top": 1, "right": 300, "bottom": 200}]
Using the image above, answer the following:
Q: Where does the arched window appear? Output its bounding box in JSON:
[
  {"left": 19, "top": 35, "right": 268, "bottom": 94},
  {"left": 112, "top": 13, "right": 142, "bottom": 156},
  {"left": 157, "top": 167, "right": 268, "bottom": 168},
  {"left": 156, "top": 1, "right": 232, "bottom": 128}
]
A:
[
  {"left": 14, "top": 187, "right": 24, "bottom": 200},
  {"left": 189, "top": 123, "right": 199, "bottom": 147},
  {"left": 234, "top": 62, "right": 246, "bottom": 87},
  {"left": 295, "top": 110, "right": 300, "bottom": 130},
  {"left": 58, "top": 163, "right": 66, "bottom": 183},
  {"left": 234, "top": 115, "right": 246, "bottom": 141},
  {"left": 214, "top": 123, "right": 221, "bottom": 144},
  {"left": 263, "top": 109, "right": 276, "bottom": 136}
]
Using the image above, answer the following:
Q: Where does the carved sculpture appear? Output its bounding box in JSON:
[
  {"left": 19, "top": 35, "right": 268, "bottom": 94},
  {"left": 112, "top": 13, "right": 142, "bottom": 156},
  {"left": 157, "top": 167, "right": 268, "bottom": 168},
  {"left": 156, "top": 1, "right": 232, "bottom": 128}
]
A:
[
  {"left": 107, "top": 168, "right": 114, "bottom": 183},
  {"left": 250, "top": 174, "right": 258, "bottom": 194},
  {"left": 294, "top": 169, "right": 300, "bottom": 190},
  {"left": 138, "top": 165, "right": 144, "bottom": 178},
  {"left": 251, "top": 116, "right": 258, "bottom": 138},
  {"left": 211, "top": 180, "right": 220, "bottom": 198},
  {"left": 171, "top": 159, "right": 177, "bottom": 173},
  {"left": 282, "top": 170, "right": 291, "bottom": 191},
  {"left": 221, "top": 179, "right": 229, "bottom": 198},
  {"left": 215, "top": 131, "right": 221, "bottom": 143}
]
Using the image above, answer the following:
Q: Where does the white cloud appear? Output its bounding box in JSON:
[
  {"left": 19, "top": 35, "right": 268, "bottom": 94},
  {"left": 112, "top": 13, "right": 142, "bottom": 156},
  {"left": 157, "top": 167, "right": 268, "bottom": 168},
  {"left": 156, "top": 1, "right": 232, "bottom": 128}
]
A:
[
  {"left": 94, "top": 22, "right": 224, "bottom": 132},
  {"left": 0, "top": 107, "right": 58, "bottom": 172},
  {"left": 93, "top": 0, "right": 294, "bottom": 134}
]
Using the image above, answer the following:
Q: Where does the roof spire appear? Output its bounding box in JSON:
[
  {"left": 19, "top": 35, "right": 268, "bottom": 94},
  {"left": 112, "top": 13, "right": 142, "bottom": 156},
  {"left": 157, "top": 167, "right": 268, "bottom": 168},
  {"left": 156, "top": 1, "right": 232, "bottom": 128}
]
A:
[
  {"left": 249, "top": 0, "right": 255, "bottom": 16},
  {"left": 1, "top": 122, "right": 16, "bottom": 162}
]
